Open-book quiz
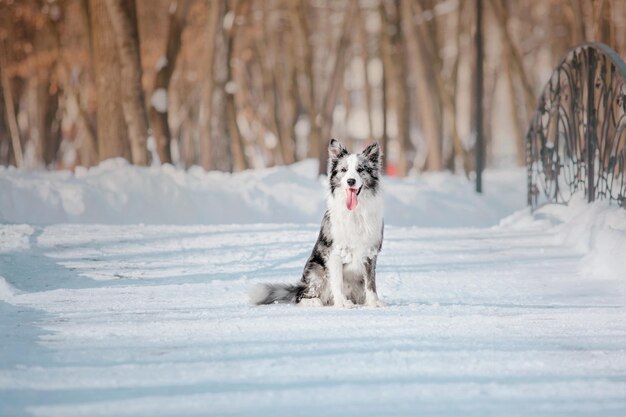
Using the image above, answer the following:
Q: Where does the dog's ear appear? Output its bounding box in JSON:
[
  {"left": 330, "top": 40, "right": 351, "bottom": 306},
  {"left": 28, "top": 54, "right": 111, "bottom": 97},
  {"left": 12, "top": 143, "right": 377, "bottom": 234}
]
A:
[
  {"left": 361, "top": 142, "right": 381, "bottom": 165},
  {"left": 328, "top": 139, "right": 348, "bottom": 159}
]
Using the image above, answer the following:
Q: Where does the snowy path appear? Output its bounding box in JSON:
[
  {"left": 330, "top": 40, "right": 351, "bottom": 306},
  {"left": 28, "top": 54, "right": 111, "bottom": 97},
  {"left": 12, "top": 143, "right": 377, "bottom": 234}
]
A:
[{"left": 1, "top": 221, "right": 626, "bottom": 417}]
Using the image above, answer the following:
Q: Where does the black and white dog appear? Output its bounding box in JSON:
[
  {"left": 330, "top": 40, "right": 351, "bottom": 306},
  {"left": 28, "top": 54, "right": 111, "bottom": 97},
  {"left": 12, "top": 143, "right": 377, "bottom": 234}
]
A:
[{"left": 250, "top": 139, "right": 384, "bottom": 308}]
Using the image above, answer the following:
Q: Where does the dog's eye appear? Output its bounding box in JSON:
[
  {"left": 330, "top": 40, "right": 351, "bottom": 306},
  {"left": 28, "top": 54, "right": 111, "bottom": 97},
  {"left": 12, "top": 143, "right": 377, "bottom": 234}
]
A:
[
  {"left": 357, "top": 168, "right": 364, "bottom": 173},
  {"left": 340, "top": 167, "right": 347, "bottom": 173}
]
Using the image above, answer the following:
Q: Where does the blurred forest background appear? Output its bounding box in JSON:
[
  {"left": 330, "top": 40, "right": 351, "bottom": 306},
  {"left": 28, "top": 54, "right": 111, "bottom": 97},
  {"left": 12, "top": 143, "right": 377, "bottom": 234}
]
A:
[{"left": 0, "top": 0, "right": 625, "bottom": 176}]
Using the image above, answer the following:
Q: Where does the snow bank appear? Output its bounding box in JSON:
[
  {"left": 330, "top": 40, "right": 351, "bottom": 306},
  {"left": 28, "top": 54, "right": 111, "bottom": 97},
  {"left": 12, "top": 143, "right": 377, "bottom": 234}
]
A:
[
  {"left": 0, "top": 224, "right": 33, "bottom": 253},
  {"left": 0, "top": 159, "right": 526, "bottom": 227},
  {"left": 501, "top": 196, "right": 626, "bottom": 280},
  {"left": 0, "top": 276, "right": 20, "bottom": 301}
]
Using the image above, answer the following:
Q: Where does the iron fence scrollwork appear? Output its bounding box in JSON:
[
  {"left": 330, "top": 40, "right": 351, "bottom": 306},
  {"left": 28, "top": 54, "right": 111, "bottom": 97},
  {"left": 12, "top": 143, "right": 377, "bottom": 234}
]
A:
[{"left": 526, "top": 43, "right": 626, "bottom": 209}]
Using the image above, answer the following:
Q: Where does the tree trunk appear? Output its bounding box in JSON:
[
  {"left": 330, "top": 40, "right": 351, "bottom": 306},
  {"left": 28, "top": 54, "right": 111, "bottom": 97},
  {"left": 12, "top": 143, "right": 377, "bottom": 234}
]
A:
[
  {"left": 357, "top": 4, "right": 374, "bottom": 142},
  {"left": 290, "top": 1, "right": 320, "bottom": 159},
  {"left": 0, "top": 39, "right": 23, "bottom": 168},
  {"left": 262, "top": 1, "right": 291, "bottom": 165},
  {"left": 400, "top": 0, "right": 442, "bottom": 171},
  {"left": 386, "top": 1, "right": 412, "bottom": 177},
  {"left": 226, "top": 92, "right": 247, "bottom": 172},
  {"left": 210, "top": 0, "right": 233, "bottom": 172},
  {"left": 89, "top": 0, "right": 130, "bottom": 162},
  {"left": 503, "top": 53, "right": 525, "bottom": 166},
  {"left": 199, "top": 0, "right": 224, "bottom": 170},
  {"left": 0, "top": 82, "right": 6, "bottom": 165},
  {"left": 318, "top": 0, "right": 358, "bottom": 175},
  {"left": 449, "top": 2, "right": 470, "bottom": 173},
  {"left": 73, "top": 0, "right": 99, "bottom": 166},
  {"left": 149, "top": 0, "right": 191, "bottom": 165},
  {"left": 223, "top": 0, "right": 249, "bottom": 172},
  {"left": 378, "top": 1, "right": 390, "bottom": 172},
  {"left": 45, "top": 7, "right": 98, "bottom": 167},
  {"left": 278, "top": 0, "right": 298, "bottom": 163},
  {"left": 263, "top": 0, "right": 297, "bottom": 165},
  {"left": 180, "top": 118, "right": 195, "bottom": 169},
  {"left": 255, "top": 31, "right": 284, "bottom": 164},
  {"left": 81, "top": 0, "right": 95, "bottom": 66},
  {"left": 412, "top": 0, "right": 468, "bottom": 174},
  {"left": 489, "top": 0, "right": 536, "bottom": 119},
  {"left": 341, "top": 72, "right": 353, "bottom": 150},
  {"left": 568, "top": 0, "right": 586, "bottom": 44},
  {"left": 39, "top": 81, "right": 61, "bottom": 166},
  {"left": 73, "top": 92, "right": 99, "bottom": 167},
  {"left": 598, "top": 0, "right": 614, "bottom": 47},
  {"left": 105, "top": 0, "right": 149, "bottom": 166}
]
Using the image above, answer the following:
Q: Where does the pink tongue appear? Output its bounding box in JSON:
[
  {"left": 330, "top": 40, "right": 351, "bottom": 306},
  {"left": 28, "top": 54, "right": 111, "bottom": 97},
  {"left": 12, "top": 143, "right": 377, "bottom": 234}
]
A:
[{"left": 346, "top": 188, "right": 358, "bottom": 211}]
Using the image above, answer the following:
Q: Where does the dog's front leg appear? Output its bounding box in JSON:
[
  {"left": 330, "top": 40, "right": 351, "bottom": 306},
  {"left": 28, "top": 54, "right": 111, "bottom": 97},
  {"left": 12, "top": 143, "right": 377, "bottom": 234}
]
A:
[
  {"left": 364, "top": 256, "right": 384, "bottom": 308},
  {"left": 328, "top": 252, "right": 353, "bottom": 308}
]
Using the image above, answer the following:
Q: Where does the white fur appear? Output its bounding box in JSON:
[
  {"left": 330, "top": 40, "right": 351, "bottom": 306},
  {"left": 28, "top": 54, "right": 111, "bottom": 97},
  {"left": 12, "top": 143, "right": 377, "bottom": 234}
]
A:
[
  {"left": 342, "top": 154, "right": 364, "bottom": 190},
  {"left": 365, "top": 290, "right": 384, "bottom": 308},
  {"left": 327, "top": 175, "right": 384, "bottom": 308},
  {"left": 298, "top": 297, "right": 323, "bottom": 307},
  {"left": 248, "top": 283, "right": 272, "bottom": 305}
]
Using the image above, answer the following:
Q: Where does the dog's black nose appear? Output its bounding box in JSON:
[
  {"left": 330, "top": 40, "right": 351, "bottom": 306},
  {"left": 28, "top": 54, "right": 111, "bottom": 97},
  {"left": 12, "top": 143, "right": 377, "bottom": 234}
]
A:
[{"left": 347, "top": 178, "right": 356, "bottom": 186}]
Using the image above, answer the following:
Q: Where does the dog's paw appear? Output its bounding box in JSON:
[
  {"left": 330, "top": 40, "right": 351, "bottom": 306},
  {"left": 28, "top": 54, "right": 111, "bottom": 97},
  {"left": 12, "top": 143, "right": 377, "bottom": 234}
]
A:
[
  {"left": 365, "top": 291, "right": 384, "bottom": 308},
  {"left": 339, "top": 247, "right": 353, "bottom": 264},
  {"left": 298, "top": 297, "right": 324, "bottom": 307},
  {"left": 334, "top": 298, "right": 355, "bottom": 308},
  {"left": 365, "top": 299, "right": 385, "bottom": 308}
]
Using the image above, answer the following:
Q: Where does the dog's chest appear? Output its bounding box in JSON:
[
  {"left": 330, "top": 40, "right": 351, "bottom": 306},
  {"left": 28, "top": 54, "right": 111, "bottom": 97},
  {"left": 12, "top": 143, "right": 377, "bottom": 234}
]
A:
[{"left": 329, "top": 202, "right": 382, "bottom": 264}]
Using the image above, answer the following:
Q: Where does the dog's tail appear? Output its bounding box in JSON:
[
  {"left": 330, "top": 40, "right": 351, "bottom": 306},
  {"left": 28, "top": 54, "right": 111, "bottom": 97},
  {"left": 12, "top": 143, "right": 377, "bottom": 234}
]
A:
[{"left": 248, "top": 282, "right": 306, "bottom": 305}]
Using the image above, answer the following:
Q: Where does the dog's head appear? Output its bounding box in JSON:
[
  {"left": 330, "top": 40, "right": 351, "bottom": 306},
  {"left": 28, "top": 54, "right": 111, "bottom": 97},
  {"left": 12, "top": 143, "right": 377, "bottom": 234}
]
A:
[{"left": 327, "top": 139, "right": 382, "bottom": 211}]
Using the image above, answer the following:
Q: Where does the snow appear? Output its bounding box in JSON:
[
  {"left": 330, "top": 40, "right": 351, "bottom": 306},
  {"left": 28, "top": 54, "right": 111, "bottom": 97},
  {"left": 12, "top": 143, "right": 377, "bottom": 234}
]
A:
[
  {"left": 501, "top": 196, "right": 626, "bottom": 281},
  {"left": 224, "top": 80, "right": 238, "bottom": 94},
  {"left": 0, "top": 224, "right": 33, "bottom": 253},
  {"left": 0, "top": 276, "right": 20, "bottom": 300},
  {"left": 150, "top": 88, "right": 168, "bottom": 113},
  {"left": 223, "top": 10, "right": 235, "bottom": 31},
  {"left": 0, "top": 159, "right": 525, "bottom": 226},
  {"left": 155, "top": 55, "right": 168, "bottom": 71},
  {"left": 1, "top": 161, "right": 625, "bottom": 416},
  {"left": 146, "top": 135, "right": 161, "bottom": 166}
]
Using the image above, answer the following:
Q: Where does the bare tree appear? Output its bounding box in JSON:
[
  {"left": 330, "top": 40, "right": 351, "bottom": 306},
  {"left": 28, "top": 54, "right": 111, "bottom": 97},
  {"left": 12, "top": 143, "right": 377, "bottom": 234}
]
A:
[
  {"left": 489, "top": 0, "right": 536, "bottom": 118},
  {"left": 262, "top": 1, "right": 295, "bottom": 165},
  {"left": 0, "top": 39, "right": 23, "bottom": 167},
  {"left": 199, "top": 0, "right": 224, "bottom": 170},
  {"left": 400, "top": 0, "right": 442, "bottom": 171},
  {"left": 89, "top": 0, "right": 130, "bottom": 162},
  {"left": 378, "top": 1, "right": 391, "bottom": 172},
  {"left": 224, "top": 0, "right": 249, "bottom": 172},
  {"left": 597, "top": 0, "right": 615, "bottom": 46},
  {"left": 356, "top": 4, "right": 374, "bottom": 143},
  {"left": 72, "top": 0, "right": 99, "bottom": 167},
  {"left": 382, "top": 0, "right": 412, "bottom": 176},
  {"left": 41, "top": 4, "right": 98, "bottom": 166},
  {"left": 290, "top": 0, "right": 320, "bottom": 159},
  {"left": 149, "top": 0, "right": 191, "bottom": 165},
  {"left": 318, "top": 0, "right": 358, "bottom": 175},
  {"left": 254, "top": 13, "right": 283, "bottom": 164},
  {"left": 105, "top": 0, "right": 149, "bottom": 166},
  {"left": 4, "top": 0, "right": 626, "bottom": 173},
  {"left": 208, "top": 0, "right": 234, "bottom": 172}
]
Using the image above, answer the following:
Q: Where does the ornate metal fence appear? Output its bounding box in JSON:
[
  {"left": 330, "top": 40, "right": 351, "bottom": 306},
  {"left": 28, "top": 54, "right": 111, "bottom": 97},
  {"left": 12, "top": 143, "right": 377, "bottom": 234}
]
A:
[{"left": 526, "top": 43, "right": 626, "bottom": 209}]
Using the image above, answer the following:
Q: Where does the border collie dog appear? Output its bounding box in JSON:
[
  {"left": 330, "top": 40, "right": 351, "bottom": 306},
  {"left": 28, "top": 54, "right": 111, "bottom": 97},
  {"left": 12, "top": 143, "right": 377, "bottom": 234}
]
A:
[{"left": 250, "top": 139, "right": 384, "bottom": 308}]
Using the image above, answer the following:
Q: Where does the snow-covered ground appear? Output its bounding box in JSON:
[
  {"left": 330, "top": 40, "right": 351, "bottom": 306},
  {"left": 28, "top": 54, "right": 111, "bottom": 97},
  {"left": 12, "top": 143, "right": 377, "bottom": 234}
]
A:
[{"left": 1, "top": 162, "right": 625, "bottom": 417}]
